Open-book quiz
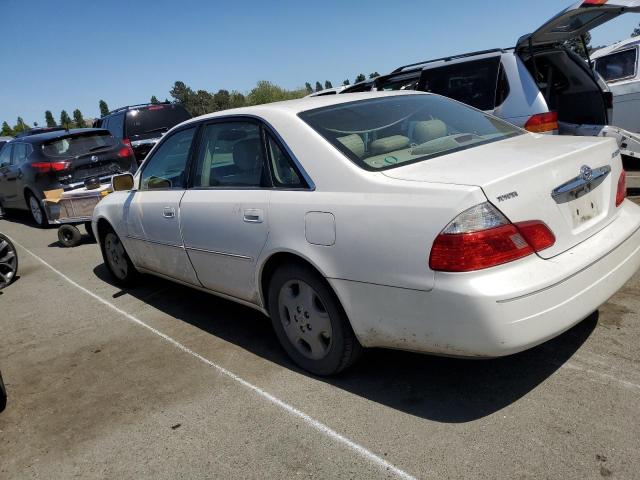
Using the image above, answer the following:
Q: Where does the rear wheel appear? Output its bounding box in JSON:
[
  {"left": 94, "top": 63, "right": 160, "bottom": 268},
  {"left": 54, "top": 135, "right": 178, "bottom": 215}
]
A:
[
  {"left": 0, "top": 233, "right": 18, "bottom": 289},
  {"left": 100, "top": 226, "right": 138, "bottom": 286},
  {"left": 57, "top": 225, "right": 82, "bottom": 248},
  {"left": 26, "top": 192, "right": 47, "bottom": 227},
  {"left": 268, "top": 263, "right": 362, "bottom": 376}
]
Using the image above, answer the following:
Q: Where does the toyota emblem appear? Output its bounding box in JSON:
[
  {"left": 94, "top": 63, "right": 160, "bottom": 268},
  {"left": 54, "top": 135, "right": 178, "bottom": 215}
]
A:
[{"left": 580, "top": 165, "right": 593, "bottom": 182}]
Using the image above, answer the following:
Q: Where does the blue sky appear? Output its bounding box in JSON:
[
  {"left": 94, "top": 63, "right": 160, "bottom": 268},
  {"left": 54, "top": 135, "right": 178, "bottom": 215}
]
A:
[{"left": 1, "top": 0, "right": 638, "bottom": 126}]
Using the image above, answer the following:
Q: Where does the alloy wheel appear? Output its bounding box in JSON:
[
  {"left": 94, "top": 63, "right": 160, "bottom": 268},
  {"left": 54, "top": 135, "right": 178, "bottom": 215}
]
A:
[
  {"left": 0, "top": 237, "right": 18, "bottom": 289},
  {"left": 29, "top": 195, "right": 43, "bottom": 225}
]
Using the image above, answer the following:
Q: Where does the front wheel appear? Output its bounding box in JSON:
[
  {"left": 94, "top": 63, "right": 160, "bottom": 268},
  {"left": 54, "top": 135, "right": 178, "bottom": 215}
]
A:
[
  {"left": 268, "top": 264, "right": 362, "bottom": 376},
  {"left": 0, "top": 233, "right": 18, "bottom": 289},
  {"left": 100, "top": 227, "right": 138, "bottom": 286}
]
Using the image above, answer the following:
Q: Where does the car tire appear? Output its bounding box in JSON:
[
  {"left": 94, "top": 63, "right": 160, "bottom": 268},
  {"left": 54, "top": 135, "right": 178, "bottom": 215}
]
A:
[
  {"left": 84, "top": 222, "right": 96, "bottom": 242},
  {"left": 0, "top": 233, "right": 18, "bottom": 290},
  {"left": 57, "top": 225, "right": 83, "bottom": 248},
  {"left": 268, "top": 263, "right": 362, "bottom": 376},
  {"left": 99, "top": 226, "right": 138, "bottom": 287},
  {"left": 26, "top": 191, "right": 47, "bottom": 227},
  {"left": 0, "top": 371, "right": 6, "bottom": 413}
]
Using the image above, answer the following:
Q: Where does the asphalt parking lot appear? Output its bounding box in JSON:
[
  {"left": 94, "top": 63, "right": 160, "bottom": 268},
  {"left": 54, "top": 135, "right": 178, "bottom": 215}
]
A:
[{"left": 1, "top": 195, "right": 640, "bottom": 479}]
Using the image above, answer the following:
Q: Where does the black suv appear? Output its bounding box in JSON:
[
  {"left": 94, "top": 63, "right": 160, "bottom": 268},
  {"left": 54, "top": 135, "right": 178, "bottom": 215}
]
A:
[
  {"left": 95, "top": 103, "right": 191, "bottom": 164},
  {"left": 0, "top": 129, "right": 135, "bottom": 226}
]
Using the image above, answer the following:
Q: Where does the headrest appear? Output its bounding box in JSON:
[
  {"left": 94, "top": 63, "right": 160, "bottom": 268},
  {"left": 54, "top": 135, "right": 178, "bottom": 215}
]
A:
[
  {"left": 233, "top": 138, "right": 262, "bottom": 171},
  {"left": 413, "top": 120, "right": 447, "bottom": 144},
  {"left": 336, "top": 134, "right": 365, "bottom": 158},
  {"left": 369, "top": 135, "right": 410, "bottom": 155}
]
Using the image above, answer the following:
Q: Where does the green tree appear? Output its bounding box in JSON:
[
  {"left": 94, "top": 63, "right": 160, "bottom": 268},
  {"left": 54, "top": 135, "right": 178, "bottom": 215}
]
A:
[
  {"left": 247, "top": 81, "right": 306, "bottom": 106},
  {"left": 45, "top": 110, "right": 57, "bottom": 127},
  {"left": 150, "top": 95, "right": 159, "bottom": 104},
  {"left": 305, "top": 82, "right": 313, "bottom": 94},
  {"left": 632, "top": 23, "right": 640, "bottom": 37},
  {"left": 565, "top": 32, "right": 592, "bottom": 59},
  {"left": 1, "top": 121, "right": 13, "bottom": 136},
  {"left": 170, "top": 81, "right": 194, "bottom": 106},
  {"left": 355, "top": 73, "right": 366, "bottom": 83},
  {"left": 315, "top": 81, "right": 323, "bottom": 92},
  {"left": 213, "top": 89, "right": 231, "bottom": 111},
  {"left": 99, "top": 100, "right": 109, "bottom": 117},
  {"left": 60, "top": 110, "right": 72, "bottom": 129},
  {"left": 369, "top": 72, "right": 380, "bottom": 79},
  {"left": 73, "top": 109, "right": 85, "bottom": 128},
  {"left": 342, "top": 79, "right": 350, "bottom": 86},
  {"left": 13, "top": 117, "right": 29, "bottom": 134},
  {"left": 229, "top": 91, "right": 246, "bottom": 108},
  {"left": 324, "top": 80, "right": 333, "bottom": 89}
]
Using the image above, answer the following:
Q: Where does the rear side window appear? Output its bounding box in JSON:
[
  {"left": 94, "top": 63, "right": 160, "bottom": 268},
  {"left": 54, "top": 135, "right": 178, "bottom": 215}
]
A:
[
  {"left": 11, "top": 143, "right": 31, "bottom": 165},
  {"left": 419, "top": 57, "right": 501, "bottom": 111},
  {"left": 595, "top": 48, "right": 638, "bottom": 82},
  {"left": 376, "top": 72, "right": 421, "bottom": 91},
  {"left": 104, "top": 113, "right": 124, "bottom": 138},
  {"left": 125, "top": 105, "right": 191, "bottom": 138},
  {"left": 42, "top": 132, "right": 117, "bottom": 158},
  {"left": 0, "top": 144, "right": 12, "bottom": 167},
  {"left": 267, "top": 135, "right": 305, "bottom": 188}
]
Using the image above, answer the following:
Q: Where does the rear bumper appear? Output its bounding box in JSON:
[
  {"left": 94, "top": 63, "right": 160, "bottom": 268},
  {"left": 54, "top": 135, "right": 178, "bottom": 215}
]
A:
[{"left": 330, "top": 200, "right": 640, "bottom": 357}]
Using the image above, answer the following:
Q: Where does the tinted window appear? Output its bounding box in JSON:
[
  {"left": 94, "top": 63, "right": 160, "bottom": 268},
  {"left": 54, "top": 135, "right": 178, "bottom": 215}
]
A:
[
  {"left": 105, "top": 113, "right": 124, "bottom": 138},
  {"left": 125, "top": 105, "right": 191, "bottom": 138},
  {"left": 42, "top": 132, "right": 117, "bottom": 157},
  {"left": 141, "top": 127, "right": 195, "bottom": 190},
  {"left": 595, "top": 48, "right": 638, "bottom": 82},
  {"left": 419, "top": 57, "right": 501, "bottom": 111},
  {"left": 193, "top": 122, "right": 267, "bottom": 188},
  {"left": 0, "top": 144, "right": 11, "bottom": 167},
  {"left": 299, "top": 95, "right": 521, "bottom": 171},
  {"left": 376, "top": 72, "right": 420, "bottom": 91},
  {"left": 267, "top": 135, "right": 304, "bottom": 188},
  {"left": 11, "top": 143, "right": 30, "bottom": 165}
]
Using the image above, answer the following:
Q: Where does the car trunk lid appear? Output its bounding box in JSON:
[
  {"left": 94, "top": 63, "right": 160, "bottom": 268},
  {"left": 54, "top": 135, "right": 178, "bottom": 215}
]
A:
[
  {"left": 516, "top": 0, "right": 640, "bottom": 50},
  {"left": 382, "top": 134, "right": 623, "bottom": 258}
]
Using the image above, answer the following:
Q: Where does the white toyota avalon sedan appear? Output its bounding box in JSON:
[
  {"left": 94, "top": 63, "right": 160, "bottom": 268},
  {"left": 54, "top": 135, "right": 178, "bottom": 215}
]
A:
[{"left": 93, "top": 91, "right": 640, "bottom": 375}]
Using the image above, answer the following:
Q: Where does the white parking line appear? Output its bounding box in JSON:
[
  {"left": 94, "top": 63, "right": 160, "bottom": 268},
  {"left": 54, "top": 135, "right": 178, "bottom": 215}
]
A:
[{"left": 13, "top": 240, "right": 418, "bottom": 480}]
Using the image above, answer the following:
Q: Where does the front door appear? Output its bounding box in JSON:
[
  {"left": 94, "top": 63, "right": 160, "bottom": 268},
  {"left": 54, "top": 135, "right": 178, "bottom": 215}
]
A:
[
  {"left": 179, "top": 120, "right": 271, "bottom": 302},
  {"left": 125, "top": 125, "right": 200, "bottom": 285}
]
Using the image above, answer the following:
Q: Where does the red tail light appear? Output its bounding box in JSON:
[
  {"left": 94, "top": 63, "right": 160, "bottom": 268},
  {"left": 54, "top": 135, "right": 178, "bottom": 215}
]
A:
[
  {"left": 31, "top": 161, "right": 71, "bottom": 173},
  {"left": 117, "top": 145, "right": 134, "bottom": 158},
  {"left": 582, "top": 0, "right": 607, "bottom": 6},
  {"left": 524, "top": 112, "right": 558, "bottom": 133},
  {"left": 122, "top": 138, "right": 132, "bottom": 147},
  {"left": 429, "top": 203, "right": 555, "bottom": 272},
  {"left": 616, "top": 170, "right": 627, "bottom": 207}
]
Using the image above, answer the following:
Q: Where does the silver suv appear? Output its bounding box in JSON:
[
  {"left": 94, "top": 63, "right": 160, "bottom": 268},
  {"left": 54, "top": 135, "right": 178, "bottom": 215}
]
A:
[{"left": 343, "top": 1, "right": 640, "bottom": 158}]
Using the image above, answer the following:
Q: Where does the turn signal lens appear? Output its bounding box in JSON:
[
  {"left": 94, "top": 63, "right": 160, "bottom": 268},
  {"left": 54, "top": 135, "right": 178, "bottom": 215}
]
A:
[
  {"left": 524, "top": 112, "right": 558, "bottom": 133},
  {"left": 429, "top": 202, "right": 556, "bottom": 272},
  {"left": 616, "top": 170, "right": 626, "bottom": 207}
]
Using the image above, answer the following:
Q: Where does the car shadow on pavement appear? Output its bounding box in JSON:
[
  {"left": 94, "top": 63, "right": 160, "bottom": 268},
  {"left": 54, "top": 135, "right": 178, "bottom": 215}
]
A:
[
  {"left": 0, "top": 209, "right": 53, "bottom": 229},
  {"left": 93, "top": 264, "right": 596, "bottom": 424}
]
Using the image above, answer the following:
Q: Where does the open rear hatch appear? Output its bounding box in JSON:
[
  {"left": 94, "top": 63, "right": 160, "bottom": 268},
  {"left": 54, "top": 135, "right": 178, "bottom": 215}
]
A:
[
  {"left": 516, "top": 0, "right": 640, "bottom": 50},
  {"left": 383, "top": 134, "right": 624, "bottom": 259}
]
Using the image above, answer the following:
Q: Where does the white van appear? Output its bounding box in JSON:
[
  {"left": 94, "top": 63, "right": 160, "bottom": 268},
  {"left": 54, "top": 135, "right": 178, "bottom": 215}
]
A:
[{"left": 592, "top": 36, "right": 640, "bottom": 134}]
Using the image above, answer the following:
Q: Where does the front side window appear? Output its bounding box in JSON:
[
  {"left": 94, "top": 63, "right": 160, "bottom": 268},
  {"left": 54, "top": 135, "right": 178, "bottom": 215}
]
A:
[
  {"left": 299, "top": 94, "right": 522, "bottom": 171},
  {"left": 595, "top": 48, "right": 638, "bottom": 82},
  {"left": 140, "top": 127, "right": 195, "bottom": 190},
  {"left": 193, "top": 122, "right": 267, "bottom": 188}
]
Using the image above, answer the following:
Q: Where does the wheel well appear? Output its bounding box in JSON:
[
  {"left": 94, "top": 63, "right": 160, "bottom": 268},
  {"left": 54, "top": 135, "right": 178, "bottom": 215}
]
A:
[
  {"left": 23, "top": 187, "right": 36, "bottom": 204},
  {"left": 260, "top": 252, "right": 324, "bottom": 312},
  {"left": 96, "top": 218, "right": 113, "bottom": 242}
]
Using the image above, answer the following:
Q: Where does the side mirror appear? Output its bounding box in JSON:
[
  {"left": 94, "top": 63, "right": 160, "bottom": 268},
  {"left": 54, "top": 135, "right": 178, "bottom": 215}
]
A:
[{"left": 112, "top": 173, "right": 134, "bottom": 191}]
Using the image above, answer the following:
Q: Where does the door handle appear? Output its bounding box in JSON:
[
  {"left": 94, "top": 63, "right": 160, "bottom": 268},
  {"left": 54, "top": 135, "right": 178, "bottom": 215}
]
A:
[
  {"left": 163, "top": 206, "right": 175, "bottom": 218},
  {"left": 243, "top": 208, "right": 263, "bottom": 223}
]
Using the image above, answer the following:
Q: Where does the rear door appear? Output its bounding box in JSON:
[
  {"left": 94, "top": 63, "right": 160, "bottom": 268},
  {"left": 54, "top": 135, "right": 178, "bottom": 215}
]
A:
[
  {"left": 179, "top": 119, "right": 271, "bottom": 302},
  {"left": 516, "top": 1, "right": 640, "bottom": 49},
  {"left": 125, "top": 125, "right": 200, "bottom": 284}
]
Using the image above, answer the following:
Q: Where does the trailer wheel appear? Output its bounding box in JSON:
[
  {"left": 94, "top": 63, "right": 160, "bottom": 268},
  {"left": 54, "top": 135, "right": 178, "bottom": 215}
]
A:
[{"left": 58, "top": 225, "right": 82, "bottom": 248}]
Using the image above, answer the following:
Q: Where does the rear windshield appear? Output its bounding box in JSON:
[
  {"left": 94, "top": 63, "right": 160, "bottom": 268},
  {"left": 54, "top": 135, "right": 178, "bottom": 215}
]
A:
[
  {"left": 298, "top": 94, "right": 522, "bottom": 171},
  {"left": 595, "top": 47, "right": 637, "bottom": 82},
  {"left": 420, "top": 57, "right": 501, "bottom": 111},
  {"left": 42, "top": 132, "right": 116, "bottom": 158},
  {"left": 125, "top": 105, "right": 191, "bottom": 138}
]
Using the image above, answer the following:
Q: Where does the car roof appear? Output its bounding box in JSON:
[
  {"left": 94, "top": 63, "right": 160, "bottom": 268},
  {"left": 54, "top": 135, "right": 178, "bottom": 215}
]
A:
[
  {"left": 591, "top": 36, "right": 640, "bottom": 59},
  {"left": 17, "top": 128, "right": 110, "bottom": 143},
  {"left": 181, "top": 91, "right": 428, "bottom": 125}
]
